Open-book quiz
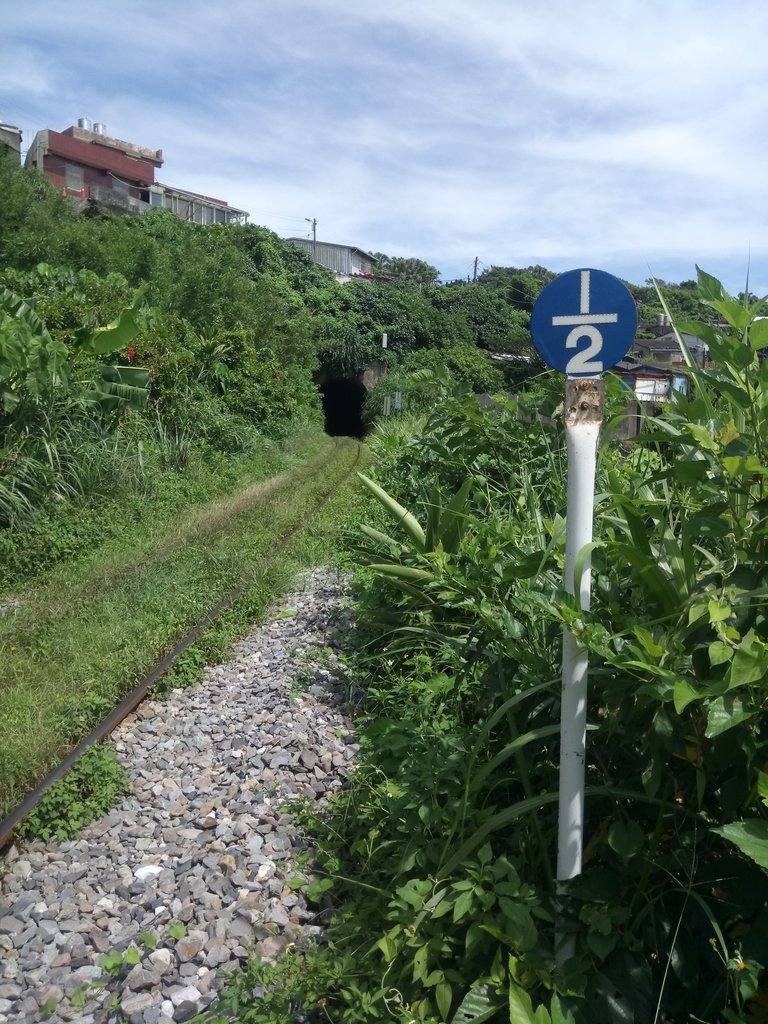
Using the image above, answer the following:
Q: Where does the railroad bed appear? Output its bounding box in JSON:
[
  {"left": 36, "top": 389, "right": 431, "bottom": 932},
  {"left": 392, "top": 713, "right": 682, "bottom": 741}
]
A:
[{"left": 0, "top": 566, "right": 358, "bottom": 1024}]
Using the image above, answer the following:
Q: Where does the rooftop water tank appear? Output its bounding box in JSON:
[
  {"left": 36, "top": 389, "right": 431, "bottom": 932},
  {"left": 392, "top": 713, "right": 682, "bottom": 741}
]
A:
[
  {"left": 93, "top": 122, "right": 107, "bottom": 135},
  {"left": 77, "top": 117, "right": 92, "bottom": 131}
]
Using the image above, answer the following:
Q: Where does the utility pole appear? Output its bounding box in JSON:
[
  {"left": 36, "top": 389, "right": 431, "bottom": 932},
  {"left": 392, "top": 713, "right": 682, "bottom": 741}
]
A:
[
  {"left": 305, "top": 218, "right": 317, "bottom": 262},
  {"left": 472, "top": 256, "right": 478, "bottom": 283}
]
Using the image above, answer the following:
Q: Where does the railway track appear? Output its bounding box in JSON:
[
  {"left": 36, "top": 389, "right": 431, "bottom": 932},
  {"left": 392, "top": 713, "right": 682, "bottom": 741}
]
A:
[{"left": 0, "top": 438, "right": 362, "bottom": 850}]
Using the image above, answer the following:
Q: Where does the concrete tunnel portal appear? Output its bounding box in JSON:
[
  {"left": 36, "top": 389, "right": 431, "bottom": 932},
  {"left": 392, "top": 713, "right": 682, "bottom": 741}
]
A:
[{"left": 319, "top": 376, "right": 367, "bottom": 439}]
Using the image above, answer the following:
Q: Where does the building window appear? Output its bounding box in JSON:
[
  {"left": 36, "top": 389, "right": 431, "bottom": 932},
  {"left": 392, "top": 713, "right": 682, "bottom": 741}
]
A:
[
  {"left": 149, "top": 192, "right": 163, "bottom": 206},
  {"left": 65, "top": 163, "right": 84, "bottom": 192}
]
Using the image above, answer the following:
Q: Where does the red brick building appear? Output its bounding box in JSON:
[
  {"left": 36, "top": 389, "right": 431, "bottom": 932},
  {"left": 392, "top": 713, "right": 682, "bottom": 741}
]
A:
[{"left": 25, "top": 119, "right": 248, "bottom": 224}]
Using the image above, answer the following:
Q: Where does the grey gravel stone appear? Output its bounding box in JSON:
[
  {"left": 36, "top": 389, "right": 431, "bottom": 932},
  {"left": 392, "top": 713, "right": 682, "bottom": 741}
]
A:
[{"left": 0, "top": 567, "right": 356, "bottom": 1023}]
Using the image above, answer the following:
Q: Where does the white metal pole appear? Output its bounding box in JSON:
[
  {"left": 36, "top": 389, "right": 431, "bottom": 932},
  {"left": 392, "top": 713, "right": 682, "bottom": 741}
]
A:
[{"left": 557, "top": 378, "right": 604, "bottom": 884}]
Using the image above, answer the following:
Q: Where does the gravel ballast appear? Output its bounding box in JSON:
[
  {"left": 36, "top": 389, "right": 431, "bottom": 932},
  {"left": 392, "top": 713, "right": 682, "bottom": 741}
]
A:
[{"left": 0, "top": 567, "right": 357, "bottom": 1024}]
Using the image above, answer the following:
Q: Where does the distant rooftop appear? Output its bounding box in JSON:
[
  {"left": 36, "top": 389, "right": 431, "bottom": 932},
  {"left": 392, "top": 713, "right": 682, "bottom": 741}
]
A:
[{"left": 62, "top": 122, "right": 163, "bottom": 167}]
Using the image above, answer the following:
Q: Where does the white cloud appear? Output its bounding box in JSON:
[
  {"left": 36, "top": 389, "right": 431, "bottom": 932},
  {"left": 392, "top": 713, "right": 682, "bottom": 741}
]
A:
[{"left": 2, "top": 0, "right": 767, "bottom": 292}]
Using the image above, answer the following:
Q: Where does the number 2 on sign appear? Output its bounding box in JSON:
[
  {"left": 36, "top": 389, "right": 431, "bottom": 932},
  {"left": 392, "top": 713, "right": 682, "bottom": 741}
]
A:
[{"left": 565, "top": 325, "right": 604, "bottom": 375}]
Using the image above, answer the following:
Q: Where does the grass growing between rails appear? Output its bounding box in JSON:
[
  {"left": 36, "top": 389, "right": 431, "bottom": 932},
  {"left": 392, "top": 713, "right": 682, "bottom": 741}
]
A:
[
  {"left": 0, "top": 434, "right": 364, "bottom": 820},
  {"left": 0, "top": 422, "right": 324, "bottom": 591}
]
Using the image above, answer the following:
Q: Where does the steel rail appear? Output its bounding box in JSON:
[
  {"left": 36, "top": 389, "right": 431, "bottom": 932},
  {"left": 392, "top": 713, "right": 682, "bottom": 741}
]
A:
[{"left": 0, "top": 441, "right": 361, "bottom": 851}]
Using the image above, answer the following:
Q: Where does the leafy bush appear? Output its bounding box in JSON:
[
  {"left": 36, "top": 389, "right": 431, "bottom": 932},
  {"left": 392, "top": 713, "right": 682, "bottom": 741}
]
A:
[
  {"left": 17, "top": 745, "right": 126, "bottom": 841},
  {"left": 274, "top": 271, "right": 768, "bottom": 1023},
  {"left": 364, "top": 346, "right": 506, "bottom": 422}
]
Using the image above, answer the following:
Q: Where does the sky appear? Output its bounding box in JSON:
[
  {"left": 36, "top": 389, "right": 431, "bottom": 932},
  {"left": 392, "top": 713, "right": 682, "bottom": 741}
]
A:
[{"left": 2, "top": 0, "right": 767, "bottom": 293}]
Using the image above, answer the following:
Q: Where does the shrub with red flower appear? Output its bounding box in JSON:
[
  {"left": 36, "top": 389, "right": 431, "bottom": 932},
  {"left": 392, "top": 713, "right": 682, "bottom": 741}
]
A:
[{"left": 127, "top": 347, "right": 136, "bottom": 362}]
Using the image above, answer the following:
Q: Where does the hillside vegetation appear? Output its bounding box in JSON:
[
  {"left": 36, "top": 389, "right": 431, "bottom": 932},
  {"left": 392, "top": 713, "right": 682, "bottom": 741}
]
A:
[
  {"left": 4, "top": 155, "right": 768, "bottom": 1023},
  {"left": 0, "top": 155, "right": 719, "bottom": 589},
  {"left": 231, "top": 271, "right": 768, "bottom": 1024}
]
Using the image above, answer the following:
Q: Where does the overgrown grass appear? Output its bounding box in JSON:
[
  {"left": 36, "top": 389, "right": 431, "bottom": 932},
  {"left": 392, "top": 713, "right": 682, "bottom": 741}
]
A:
[
  {"left": 0, "top": 433, "right": 365, "bottom": 819},
  {"left": 0, "top": 423, "right": 320, "bottom": 590},
  {"left": 230, "top": 275, "right": 768, "bottom": 1023}
]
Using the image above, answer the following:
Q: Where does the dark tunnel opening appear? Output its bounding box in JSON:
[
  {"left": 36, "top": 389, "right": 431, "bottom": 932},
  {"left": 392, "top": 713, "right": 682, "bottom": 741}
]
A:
[{"left": 319, "top": 376, "right": 367, "bottom": 438}]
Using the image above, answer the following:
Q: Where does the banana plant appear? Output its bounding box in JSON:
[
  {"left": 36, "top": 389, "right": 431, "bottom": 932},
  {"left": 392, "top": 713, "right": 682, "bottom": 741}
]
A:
[
  {"left": 0, "top": 283, "right": 149, "bottom": 429},
  {"left": 76, "top": 288, "right": 149, "bottom": 420},
  {"left": 0, "top": 286, "right": 69, "bottom": 415}
]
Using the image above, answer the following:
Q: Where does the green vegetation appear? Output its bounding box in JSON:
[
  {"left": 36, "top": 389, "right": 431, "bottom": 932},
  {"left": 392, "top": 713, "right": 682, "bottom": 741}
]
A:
[
  {"left": 37, "top": 919, "right": 195, "bottom": 1019},
  {"left": 16, "top": 745, "right": 126, "bottom": 842},
  {"left": 6, "top": 152, "right": 765, "bottom": 1022},
  {"left": 0, "top": 435, "right": 362, "bottom": 819},
  {"left": 220, "top": 271, "right": 768, "bottom": 1022}
]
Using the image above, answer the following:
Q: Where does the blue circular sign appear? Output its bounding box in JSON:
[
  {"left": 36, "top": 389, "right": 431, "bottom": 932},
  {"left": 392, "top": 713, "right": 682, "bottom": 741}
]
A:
[{"left": 530, "top": 268, "right": 637, "bottom": 376}]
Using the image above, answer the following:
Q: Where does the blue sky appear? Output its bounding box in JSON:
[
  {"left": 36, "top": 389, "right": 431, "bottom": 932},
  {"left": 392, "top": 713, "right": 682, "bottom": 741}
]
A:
[{"left": 2, "top": 0, "right": 767, "bottom": 293}]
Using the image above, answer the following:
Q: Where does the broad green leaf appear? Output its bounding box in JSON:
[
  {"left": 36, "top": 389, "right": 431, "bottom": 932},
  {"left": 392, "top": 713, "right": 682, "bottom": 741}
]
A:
[
  {"left": 708, "top": 599, "right": 731, "bottom": 623},
  {"left": 708, "top": 641, "right": 732, "bottom": 667},
  {"left": 99, "top": 949, "right": 123, "bottom": 975},
  {"left": 80, "top": 291, "right": 145, "bottom": 355},
  {"left": 674, "top": 678, "right": 700, "bottom": 713},
  {"left": 705, "top": 695, "right": 755, "bottom": 737},
  {"left": 71, "top": 984, "right": 89, "bottom": 1010},
  {"left": 357, "top": 473, "right": 426, "bottom": 550},
  {"left": 718, "top": 420, "right": 740, "bottom": 446},
  {"left": 452, "top": 888, "right": 474, "bottom": 923},
  {"left": 689, "top": 601, "right": 708, "bottom": 626},
  {"left": 727, "top": 640, "right": 768, "bottom": 689},
  {"left": 359, "top": 523, "right": 400, "bottom": 549},
  {"left": 99, "top": 365, "right": 150, "bottom": 391},
  {"left": 424, "top": 482, "right": 441, "bottom": 552},
  {"left": 632, "top": 627, "right": 664, "bottom": 659},
  {"left": 696, "top": 265, "right": 730, "bottom": 304},
  {"left": 368, "top": 563, "right": 435, "bottom": 585},
  {"left": 587, "top": 929, "right": 618, "bottom": 960},
  {"left": 712, "top": 299, "right": 754, "bottom": 330},
  {"left": 497, "top": 898, "right": 537, "bottom": 951},
  {"left": 713, "top": 819, "right": 768, "bottom": 868},
  {"left": 722, "top": 455, "right": 768, "bottom": 479},
  {"left": 758, "top": 772, "right": 768, "bottom": 801},
  {"left": 412, "top": 944, "right": 428, "bottom": 983},
  {"left": 550, "top": 995, "right": 577, "bottom": 1024},
  {"left": 451, "top": 983, "right": 499, "bottom": 1024},
  {"left": 508, "top": 980, "right": 537, "bottom": 1024},
  {"left": 608, "top": 819, "right": 645, "bottom": 859},
  {"left": 695, "top": 267, "right": 753, "bottom": 328},
  {"left": 684, "top": 422, "right": 718, "bottom": 452},
  {"left": 748, "top": 317, "right": 768, "bottom": 351},
  {"left": 440, "top": 477, "right": 474, "bottom": 554},
  {"left": 376, "top": 934, "right": 398, "bottom": 962},
  {"left": 436, "top": 981, "right": 453, "bottom": 1020},
  {"left": 167, "top": 921, "right": 186, "bottom": 941},
  {"left": 123, "top": 945, "right": 141, "bottom": 965},
  {"left": 672, "top": 458, "right": 709, "bottom": 485}
]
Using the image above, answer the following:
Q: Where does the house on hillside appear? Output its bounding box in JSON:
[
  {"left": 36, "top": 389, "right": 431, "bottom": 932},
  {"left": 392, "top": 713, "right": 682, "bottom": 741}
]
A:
[
  {"left": 286, "top": 237, "right": 377, "bottom": 283},
  {"left": 0, "top": 121, "right": 22, "bottom": 160},
  {"left": 611, "top": 358, "right": 689, "bottom": 438},
  {"left": 25, "top": 119, "right": 248, "bottom": 224},
  {"left": 148, "top": 181, "right": 249, "bottom": 225},
  {"left": 633, "top": 331, "right": 707, "bottom": 368}
]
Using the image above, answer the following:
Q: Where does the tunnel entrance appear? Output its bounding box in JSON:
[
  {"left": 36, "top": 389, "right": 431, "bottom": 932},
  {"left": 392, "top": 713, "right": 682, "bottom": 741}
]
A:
[{"left": 319, "top": 376, "right": 366, "bottom": 438}]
